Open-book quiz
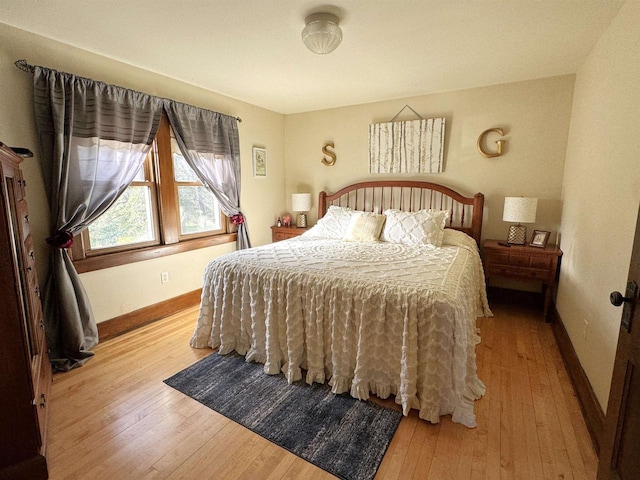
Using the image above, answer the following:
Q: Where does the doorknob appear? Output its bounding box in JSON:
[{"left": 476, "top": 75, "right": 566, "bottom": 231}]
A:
[
  {"left": 610, "top": 291, "right": 633, "bottom": 307},
  {"left": 611, "top": 281, "right": 638, "bottom": 332}
]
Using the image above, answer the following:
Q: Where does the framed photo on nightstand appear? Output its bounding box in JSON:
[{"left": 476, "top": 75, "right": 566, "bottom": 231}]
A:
[{"left": 530, "top": 230, "right": 550, "bottom": 248}]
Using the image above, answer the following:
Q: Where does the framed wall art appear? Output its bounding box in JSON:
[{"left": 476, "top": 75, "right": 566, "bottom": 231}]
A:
[
  {"left": 253, "top": 147, "right": 267, "bottom": 177},
  {"left": 369, "top": 117, "right": 446, "bottom": 174}
]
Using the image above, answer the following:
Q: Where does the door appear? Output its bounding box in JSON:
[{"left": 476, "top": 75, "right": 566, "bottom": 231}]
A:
[{"left": 598, "top": 205, "right": 640, "bottom": 479}]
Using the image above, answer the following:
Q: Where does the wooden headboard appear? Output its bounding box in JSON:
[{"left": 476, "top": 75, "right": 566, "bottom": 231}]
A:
[{"left": 318, "top": 180, "right": 484, "bottom": 244}]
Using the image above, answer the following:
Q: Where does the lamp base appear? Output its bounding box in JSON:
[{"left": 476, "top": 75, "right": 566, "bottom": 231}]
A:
[
  {"left": 507, "top": 224, "right": 527, "bottom": 245},
  {"left": 296, "top": 213, "right": 307, "bottom": 228}
]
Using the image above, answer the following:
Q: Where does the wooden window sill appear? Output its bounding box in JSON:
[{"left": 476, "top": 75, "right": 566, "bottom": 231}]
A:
[{"left": 74, "top": 233, "right": 237, "bottom": 273}]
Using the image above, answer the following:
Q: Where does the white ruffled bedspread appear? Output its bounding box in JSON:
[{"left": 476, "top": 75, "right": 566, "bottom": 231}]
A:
[{"left": 190, "top": 230, "right": 492, "bottom": 427}]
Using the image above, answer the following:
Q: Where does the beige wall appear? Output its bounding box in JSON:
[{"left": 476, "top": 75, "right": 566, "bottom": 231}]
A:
[
  {"left": 556, "top": 0, "right": 640, "bottom": 410},
  {"left": 284, "top": 76, "right": 575, "bottom": 251},
  {"left": 0, "top": 23, "right": 285, "bottom": 322}
]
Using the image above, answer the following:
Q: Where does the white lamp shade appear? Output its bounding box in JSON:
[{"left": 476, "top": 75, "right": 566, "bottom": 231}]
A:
[
  {"left": 503, "top": 197, "right": 538, "bottom": 223},
  {"left": 292, "top": 193, "right": 312, "bottom": 212},
  {"left": 301, "top": 13, "right": 343, "bottom": 54}
]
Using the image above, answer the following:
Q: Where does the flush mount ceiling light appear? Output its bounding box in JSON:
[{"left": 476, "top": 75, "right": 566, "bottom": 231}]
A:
[{"left": 301, "top": 12, "right": 343, "bottom": 54}]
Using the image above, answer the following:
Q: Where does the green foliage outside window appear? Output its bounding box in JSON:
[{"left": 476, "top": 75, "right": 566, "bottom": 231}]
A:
[
  {"left": 173, "top": 152, "right": 220, "bottom": 235},
  {"left": 88, "top": 186, "right": 154, "bottom": 249},
  {"left": 178, "top": 186, "right": 220, "bottom": 234}
]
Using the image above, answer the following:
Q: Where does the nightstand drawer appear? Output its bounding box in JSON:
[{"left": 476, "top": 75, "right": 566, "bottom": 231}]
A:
[
  {"left": 529, "top": 256, "right": 552, "bottom": 269},
  {"left": 518, "top": 267, "right": 552, "bottom": 281},
  {"left": 486, "top": 263, "right": 550, "bottom": 280},
  {"left": 487, "top": 251, "right": 547, "bottom": 268},
  {"left": 487, "top": 252, "right": 510, "bottom": 265},
  {"left": 271, "top": 226, "right": 309, "bottom": 242},
  {"left": 485, "top": 264, "right": 521, "bottom": 277},
  {"left": 273, "top": 232, "right": 293, "bottom": 242},
  {"left": 507, "top": 254, "right": 530, "bottom": 267}
]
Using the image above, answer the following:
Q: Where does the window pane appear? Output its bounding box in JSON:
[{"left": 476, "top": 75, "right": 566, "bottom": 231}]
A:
[
  {"left": 172, "top": 138, "right": 199, "bottom": 182},
  {"left": 178, "top": 186, "right": 221, "bottom": 234},
  {"left": 88, "top": 186, "right": 155, "bottom": 249},
  {"left": 132, "top": 163, "right": 145, "bottom": 182}
]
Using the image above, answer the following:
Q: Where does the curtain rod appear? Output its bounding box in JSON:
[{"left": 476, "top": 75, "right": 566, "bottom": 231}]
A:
[{"left": 14, "top": 59, "right": 242, "bottom": 123}]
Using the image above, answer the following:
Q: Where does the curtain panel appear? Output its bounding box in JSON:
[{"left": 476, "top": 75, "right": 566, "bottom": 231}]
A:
[
  {"left": 33, "top": 66, "right": 163, "bottom": 370},
  {"left": 164, "top": 101, "right": 250, "bottom": 249}
]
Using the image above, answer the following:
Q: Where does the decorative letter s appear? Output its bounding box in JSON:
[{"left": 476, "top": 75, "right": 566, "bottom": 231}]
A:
[{"left": 321, "top": 142, "right": 336, "bottom": 166}]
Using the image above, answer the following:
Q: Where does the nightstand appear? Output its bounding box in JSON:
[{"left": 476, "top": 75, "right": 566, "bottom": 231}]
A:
[
  {"left": 483, "top": 239, "right": 562, "bottom": 321},
  {"left": 271, "top": 225, "right": 309, "bottom": 242}
]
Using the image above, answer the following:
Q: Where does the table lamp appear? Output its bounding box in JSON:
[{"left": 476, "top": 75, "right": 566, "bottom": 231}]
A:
[
  {"left": 292, "top": 193, "right": 312, "bottom": 228},
  {"left": 503, "top": 197, "right": 537, "bottom": 245}
]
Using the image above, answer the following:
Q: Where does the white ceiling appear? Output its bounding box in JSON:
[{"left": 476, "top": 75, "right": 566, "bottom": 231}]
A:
[{"left": 1, "top": 0, "right": 624, "bottom": 114}]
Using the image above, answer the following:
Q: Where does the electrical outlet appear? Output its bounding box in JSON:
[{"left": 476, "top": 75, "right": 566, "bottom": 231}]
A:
[
  {"left": 161, "top": 271, "right": 170, "bottom": 284},
  {"left": 582, "top": 319, "right": 588, "bottom": 342}
]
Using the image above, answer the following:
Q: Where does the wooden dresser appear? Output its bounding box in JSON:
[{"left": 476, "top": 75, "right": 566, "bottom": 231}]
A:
[{"left": 0, "top": 143, "right": 51, "bottom": 479}]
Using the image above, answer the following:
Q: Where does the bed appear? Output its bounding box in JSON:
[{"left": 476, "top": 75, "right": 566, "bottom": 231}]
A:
[{"left": 190, "top": 180, "right": 492, "bottom": 427}]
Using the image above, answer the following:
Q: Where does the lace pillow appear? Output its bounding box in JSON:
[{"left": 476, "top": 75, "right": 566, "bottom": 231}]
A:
[
  {"left": 381, "top": 209, "right": 450, "bottom": 247},
  {"left": 301, "top": 205, "right": 354, "bottom": 239},
  {"left": 343, "top": 212, "right": 386, "bottom": 242}
]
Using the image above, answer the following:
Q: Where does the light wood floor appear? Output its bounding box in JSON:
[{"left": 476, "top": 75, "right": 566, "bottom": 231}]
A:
[{"left": 47, "top": 300, "right": 598, "bottom": 480}]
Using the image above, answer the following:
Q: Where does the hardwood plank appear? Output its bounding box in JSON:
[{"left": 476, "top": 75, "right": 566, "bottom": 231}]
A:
[
  {"left": 46, "top": 300, "right": 598, "bottom": 480},
  {"left": 539, "top": 324, "right": 589, "bottom": 479},
  {"left": 499, "top": 312, "right": 516, "bottom": 480},
  {"left": 233, "top": 442, "right": 291, "bottom": 480},
  {"left": 535, "top": 322, "right": 575, "bottom": 479},
  {"left": 486, "top": 315, "right": 503, "bottom": 480},
  {"left": 394, "top": 415, "right": 428, "bottom": 479},
  {"left": 454, "top": 421, "right": 475, "bottom": 480},
  {"left": 470, "top": 315, "right": 493, "bottom": 480},
  {"left": 510, "top": 315, "right": 540, "bottom": 480},
  {"left": 528, "top": 316, "right": 560, "bottom": 480},
  {"left": 262, "top": 453, "right": 297, "bottom": 480},
  {"left": 162, "top": 421, "right": 253, "bottom": 479},
  {"left": 141, "top": 410, "right": 231, "bottom": 479},
  {"left": 427, "top": 417, "right": 462, "bottom": 479},
  {"left": 409, "top": 418, "right": 440, "bottom": 479},
  {"left": 280, "top": 457, "right": 335, "bottom": 479},
  {"left": 376, "top": 412, "right": 418, "bottom": 478},
  {"left": 517, "top": 316, "right": 545, "bottom": 480}
]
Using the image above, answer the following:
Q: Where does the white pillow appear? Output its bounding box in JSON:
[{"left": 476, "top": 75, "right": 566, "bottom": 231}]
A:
[
  {"left": 343, "top": 212, "right": 386, "bottom": 242},
  {"left": 381, "top": 209, "right": 450, "bottom": 247},
  {"left": 301, "top": 205, "right": 354, "bottom": 239}
]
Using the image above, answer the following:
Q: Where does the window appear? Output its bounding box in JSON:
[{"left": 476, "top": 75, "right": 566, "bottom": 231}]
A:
[
  {"left": 71, "top": 114, "right": 235, "bottom": 272},
  {"left": 171, "top": 136, "right": 223, "bottom": 237},
  {"left": 85, "top": 157, "right": 158, "bottom": 252}
]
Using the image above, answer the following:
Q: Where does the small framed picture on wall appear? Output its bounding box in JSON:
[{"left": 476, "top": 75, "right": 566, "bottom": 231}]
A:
[
  {"left": 253, "top": 147, "right": 267, "bottom": 177},
  {"left": 530, "top": 230, "right": 550, "bottom": 248}
]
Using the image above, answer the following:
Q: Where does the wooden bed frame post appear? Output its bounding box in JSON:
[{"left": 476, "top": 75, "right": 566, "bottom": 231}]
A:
[
  {"left": 472, "top": 192, "right": 484, "bottom": 244},
  {"left": 318, "top": 191, "right": 328, "bottom": 219}
]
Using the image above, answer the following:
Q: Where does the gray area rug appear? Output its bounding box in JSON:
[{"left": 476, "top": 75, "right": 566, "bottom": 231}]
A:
[{"left": 164, "top": 353, "right": 403, "bottom": 480}]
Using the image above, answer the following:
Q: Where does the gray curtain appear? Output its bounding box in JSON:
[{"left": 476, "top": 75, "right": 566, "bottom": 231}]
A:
[
  {"left": 33, "top": 66, "right": 163, "bottom": 371},
  {"left": 164, "top": 101, "right": 250, "bottom": 249}
]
